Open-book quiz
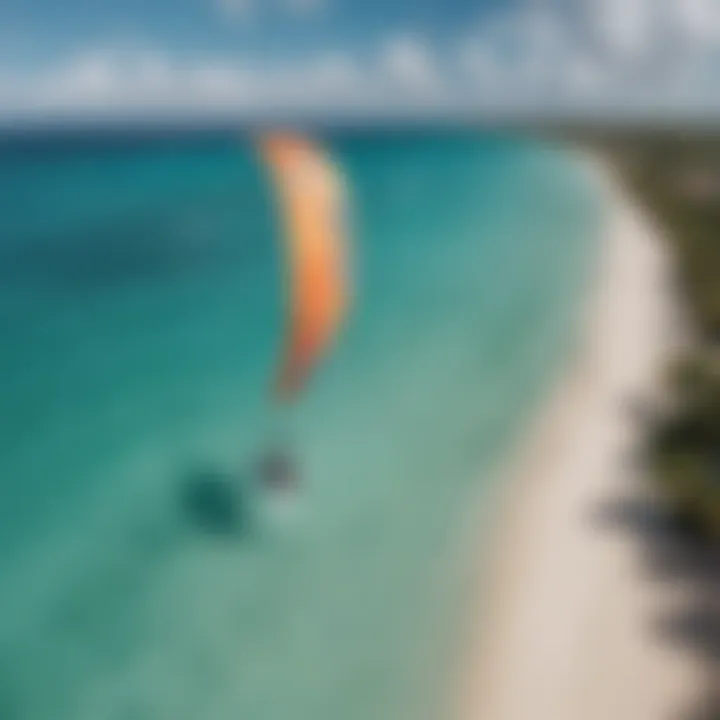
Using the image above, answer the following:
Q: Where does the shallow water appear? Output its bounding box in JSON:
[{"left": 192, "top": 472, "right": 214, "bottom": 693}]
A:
[{"left": 0, "top": 130, "right": 600, "bottom": 720}]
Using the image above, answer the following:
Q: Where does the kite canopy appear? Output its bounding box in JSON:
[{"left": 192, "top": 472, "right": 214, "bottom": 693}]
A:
[{"left": 258, "top": 133, "right": 349, "bottom": 402}]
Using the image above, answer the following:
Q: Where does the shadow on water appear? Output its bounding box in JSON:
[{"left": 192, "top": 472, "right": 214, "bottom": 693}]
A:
[
  {"left": 179, "top": 466, "right": 252, "bottom": 537},
  {"left": 0, "top": 193, "right": 264, "bottom": 294},
  {"left": 593, "top": 491, "right": 720, "bottom": 720}
]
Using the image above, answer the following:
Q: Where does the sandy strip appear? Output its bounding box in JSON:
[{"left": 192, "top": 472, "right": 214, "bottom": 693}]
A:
[{"left": 457, "top": 157, "right": 704, "bottom": 720}]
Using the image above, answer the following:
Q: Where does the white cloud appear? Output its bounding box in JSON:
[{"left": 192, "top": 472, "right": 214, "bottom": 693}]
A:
[
  {"left": 457, "top": 7, "right": 579, "bottom": 99},
  {"left": 217, "top": 0, "right": 253, "bottom": 21},
  {"left": 672, "top": 0, "right": 720, "bottom": 44},
  {"left": 187, "top": 63, "right": 252, "bottom": 102},
  {"left": 454, "top": 0, "right": 720, "bottom": 107},
  {"left": 58, "top": 54, "right": 116, "bottom": 99},
  {"left": 571, "top": 0, "right": 720, "bottom": 64},
  {"left": 588, "top": 0, "right": 653, "bottom": 58},
  {"left": 380, "top": 35, "right": 439, "bottom": 95},
  {"left": 457, "top": 41, "right": 499, "bottom": 87},
  {"left": 563, "top": 53, "right": 608, "bottom": 97},
  {"left": 0, "top": 46, "right": 374, "bottom": 118},
  {"left": 302, "top": 53, "right": 361, "bottom": 94}
]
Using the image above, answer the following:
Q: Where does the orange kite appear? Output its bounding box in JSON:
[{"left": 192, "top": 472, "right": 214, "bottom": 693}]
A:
[{"left": 258, "top": 133, "right": 350, "bottom": 401}]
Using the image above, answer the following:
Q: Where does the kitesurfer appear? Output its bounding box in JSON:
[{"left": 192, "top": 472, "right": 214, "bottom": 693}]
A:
[{"left": 256, "top": 447, "right": 298, "bottom": 493}]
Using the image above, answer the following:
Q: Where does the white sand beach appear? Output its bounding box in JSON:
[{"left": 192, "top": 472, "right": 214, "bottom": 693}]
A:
[{"left": 458, "top": 157, "right": 706, "bottom": 720}]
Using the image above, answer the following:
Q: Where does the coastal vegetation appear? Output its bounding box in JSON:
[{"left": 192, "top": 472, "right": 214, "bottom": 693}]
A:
[{"left": 594, "top": 131, "right": 720, "bottom": 536}]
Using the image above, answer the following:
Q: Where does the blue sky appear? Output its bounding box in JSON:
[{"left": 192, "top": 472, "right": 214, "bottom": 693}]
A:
[
  {"left": 1, "top": 0, "right": 720, "bottom": 119},
  {"left": 0, "top": 0, "right": 501, "bottom": 61}
]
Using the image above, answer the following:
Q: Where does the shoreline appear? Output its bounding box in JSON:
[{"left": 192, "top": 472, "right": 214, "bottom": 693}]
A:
[{"left": 457, "top": 155, "right": 703, "bottom": 719}]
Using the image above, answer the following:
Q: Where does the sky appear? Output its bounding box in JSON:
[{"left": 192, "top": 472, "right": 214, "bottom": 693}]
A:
[{"left": 1, "top": 0, "right": 720, "bottom": 121}]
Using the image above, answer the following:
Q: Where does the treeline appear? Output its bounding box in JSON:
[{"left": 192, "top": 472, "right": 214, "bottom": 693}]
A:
[{"left": 596, "top": 131, "right": 720, "bottom": 535}]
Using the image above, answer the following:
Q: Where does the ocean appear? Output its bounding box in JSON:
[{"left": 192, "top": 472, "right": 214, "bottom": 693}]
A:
[{"left": 0, "top": 130, "right": 600, "bottom": 720}]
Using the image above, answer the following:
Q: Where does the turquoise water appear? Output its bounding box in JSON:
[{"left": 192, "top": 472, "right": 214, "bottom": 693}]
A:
[{"left": 0, "top": 131, "right": 600, "bottom": 720}]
